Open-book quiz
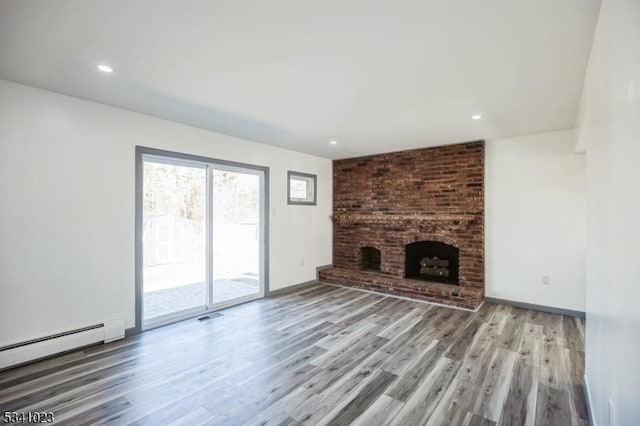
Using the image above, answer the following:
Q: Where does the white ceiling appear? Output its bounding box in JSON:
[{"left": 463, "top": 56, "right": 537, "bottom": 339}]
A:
[{"left": 0, "top": 0, "right": 601, "bottom": 159}]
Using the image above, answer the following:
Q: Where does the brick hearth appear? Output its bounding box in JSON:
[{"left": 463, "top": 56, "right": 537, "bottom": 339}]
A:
[{"left": 320, "top": 141, "right": 484, "bottom": 309}]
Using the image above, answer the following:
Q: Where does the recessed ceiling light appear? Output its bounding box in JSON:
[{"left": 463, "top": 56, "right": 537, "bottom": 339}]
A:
[
  {"left": 471, "top": 114, "right": 482, "bottom": 120},
  {"left": 330, "top": 140, "right": 337, "bottom": 145},
  {"left": 96, "top": 64, "right": 114, "bottom": 73}
]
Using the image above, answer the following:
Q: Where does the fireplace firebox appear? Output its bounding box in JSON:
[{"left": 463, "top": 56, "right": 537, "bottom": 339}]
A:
[
  {"left": 360, "top": 246, "right": 381, "bottom": 271},
  {"left": 405, "top": 241, "right": 459, "bottom": 285}
]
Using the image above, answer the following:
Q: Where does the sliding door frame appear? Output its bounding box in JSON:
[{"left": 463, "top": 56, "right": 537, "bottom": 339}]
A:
[{"left": 134, "top": 146, "right": 269, "bottom": 333}]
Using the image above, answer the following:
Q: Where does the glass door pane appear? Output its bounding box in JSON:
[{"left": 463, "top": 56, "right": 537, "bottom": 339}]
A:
[
  {"left": 142, "top": 160, "right": 207, "bottom": 323},
  {"left": 211, "top": 168, "right": 262, "bottom": 304}
]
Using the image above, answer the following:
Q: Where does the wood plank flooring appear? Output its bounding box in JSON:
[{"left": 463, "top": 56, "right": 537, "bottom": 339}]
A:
[{"left": 0, "top": 284, "right": 587, "bottom": 425}]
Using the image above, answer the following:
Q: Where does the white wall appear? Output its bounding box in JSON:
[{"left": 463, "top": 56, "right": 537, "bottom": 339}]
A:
[
  {"left": 0, "top": 79, "right": 332, "bottom": 347},
  {"left": 485, "top": 129, "right": 586, "bottom": 312},
  {"left": 576, "top": 0, "right": 640, "bottom": 424}
]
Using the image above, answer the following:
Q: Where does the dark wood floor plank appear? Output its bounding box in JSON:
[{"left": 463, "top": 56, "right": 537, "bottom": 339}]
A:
[
  {"left": 535, "top": 384, "right": 572, "bottom": 426},
  {"left": 290, "top": 367, "right": 384, "bottom": 424},
  {"left": 564, "top": 348, "right": 588, "bottom": 422},
  {"left": 351, "top": 394, "right": 404, "bottom": 426},
  {"left": 425, "top": 378, "right": 480, "bottom": 426},
  {"left": 498, "top": 359, "right": 538, "bottom": 426},
  {"left": 474, "top": 302, "right": 497, "bottom": 323},
  {"left": 380, "top": 319, "right": 439, "bottom": 376},
  {"left": 465, "top": 412, "right": 497, "bottom": 426},
  {"left": 377, "top": 307, "right": 425, "bottom": 339},
  {"left": 390, "top": 357, "right": 461, "bottom": 425},
  {"left": 472, "top": 347, "right": 517, "bottom": 422},
  {"left": 498, "top": 317, "right": 524, "bottom": 352},
  {"left": 456, "top": 323, "right": 499, "bottom": 385},
  {"left": 385, "top": 340, "right": 447, "bottom": 402},
  {"left": 445, "top": 319, "right": 482, "bottom": 360},
  {"left": 539, "top": 336, "right": 568, "bottom": 390},
  {"left": 62, "top": 397, "right": 132, "bottom": 426},
  {"left": 305, "top": 335, "right": 389, "bottom": 396},
  {"left": 518, "top": 323, "right": 544, "bottom": 366},
  {"left": 562, "top": 315, "right": 584, "bottom": 353},
  {"left": 321, "top": 370, "right": 397, "bottom": 426}
]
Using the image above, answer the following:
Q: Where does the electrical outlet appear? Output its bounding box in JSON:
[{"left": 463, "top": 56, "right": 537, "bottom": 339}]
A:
[
  {"left": 609, "top": 398, "right": 615, "bottom": 426},
  {"left": 542, "top": 275, "right": 551, "bottom": 285}
]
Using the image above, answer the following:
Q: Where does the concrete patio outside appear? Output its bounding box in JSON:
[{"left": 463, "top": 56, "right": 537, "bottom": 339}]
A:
[{"left": 143, "top": 278, "right": 259, "bottom": 319}]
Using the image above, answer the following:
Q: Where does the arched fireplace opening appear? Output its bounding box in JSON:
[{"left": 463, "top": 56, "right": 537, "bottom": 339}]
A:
[
  {"left": 360, "top": 246, "right": 381, "bottom": 271},
  {"left": 405, "top": 241, "right": 459, "bottom": 285}
]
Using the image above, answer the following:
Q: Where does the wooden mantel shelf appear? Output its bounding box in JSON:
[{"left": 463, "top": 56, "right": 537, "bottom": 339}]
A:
[{"left": 332, "top": 212, "right": 480, "bottom": 226}]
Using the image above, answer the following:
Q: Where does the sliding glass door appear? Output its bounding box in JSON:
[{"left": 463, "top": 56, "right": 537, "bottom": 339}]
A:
[
  {"left": 211, "top": 168, "right": 262, "bottom": 304},
  {"left": 137, "top": 149, "right": 267, "bottom": 329},
  {"left": 142, "top": 160, "right": 207, "bottom": 323}
]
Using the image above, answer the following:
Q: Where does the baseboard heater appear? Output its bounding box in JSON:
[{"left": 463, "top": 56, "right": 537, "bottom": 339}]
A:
[{"left": 0, "top": 318, "right": 125, "bottom": 370}]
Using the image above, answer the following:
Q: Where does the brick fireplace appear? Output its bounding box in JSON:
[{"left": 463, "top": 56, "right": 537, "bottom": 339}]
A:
[{"left": 319, "top": 141, "right": 484, "bottom": 309}]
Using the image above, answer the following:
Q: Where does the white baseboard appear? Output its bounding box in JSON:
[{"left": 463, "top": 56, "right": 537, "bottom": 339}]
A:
[{"left": 0, "top": 319, "right": 125, "bottom": 370}]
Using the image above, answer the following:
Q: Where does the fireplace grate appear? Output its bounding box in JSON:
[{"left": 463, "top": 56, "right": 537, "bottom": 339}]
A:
[{"left": 405, "top": 241, "right": 459, "bottom": 285}]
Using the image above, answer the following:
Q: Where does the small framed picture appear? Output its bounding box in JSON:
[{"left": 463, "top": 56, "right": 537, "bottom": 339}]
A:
[{"left": 287, "top": 171, "right": 317, "bottom": 205}]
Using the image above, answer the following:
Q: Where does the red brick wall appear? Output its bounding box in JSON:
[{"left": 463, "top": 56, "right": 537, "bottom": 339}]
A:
[{"left": 326, "top": 141, "right": 484, "bottom": 306}]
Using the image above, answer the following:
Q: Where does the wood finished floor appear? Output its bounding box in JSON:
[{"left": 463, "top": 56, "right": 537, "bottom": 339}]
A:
[{"left": 0, "top": 284, "right": 587, "bottom": 426}]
